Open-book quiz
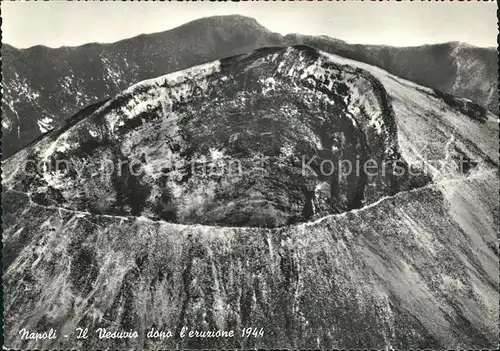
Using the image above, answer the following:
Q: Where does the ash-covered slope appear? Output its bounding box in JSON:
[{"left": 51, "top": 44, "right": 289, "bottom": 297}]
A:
[
  {"left": 3, "top": 15, "right": 497, "bottom": 158},
  {"left": 3, "top": 46, "right": 498, "bottom": 349}
]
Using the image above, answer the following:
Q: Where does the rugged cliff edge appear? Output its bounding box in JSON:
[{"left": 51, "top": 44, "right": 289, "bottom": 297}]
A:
[{"left": 3, "top": 46, "right": 498, "bottom": 349}]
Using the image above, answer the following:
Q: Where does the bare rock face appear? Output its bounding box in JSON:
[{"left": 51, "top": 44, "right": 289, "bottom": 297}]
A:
[{"left": 3, "top": 46, "right": 498, "bottom": 349}]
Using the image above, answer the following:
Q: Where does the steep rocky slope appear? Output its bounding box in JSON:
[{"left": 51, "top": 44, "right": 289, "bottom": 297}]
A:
[
  {"left": 3, "top": 15, "right": 497, "bottom": 158},
  {"left": 3, "top": 46, "right": 498, "bottom": 349}
]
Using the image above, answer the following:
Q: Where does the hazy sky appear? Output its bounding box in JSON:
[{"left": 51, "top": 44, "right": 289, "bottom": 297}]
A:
[{"left": 2, "top": 1, "right": 497, "bottom": 49}]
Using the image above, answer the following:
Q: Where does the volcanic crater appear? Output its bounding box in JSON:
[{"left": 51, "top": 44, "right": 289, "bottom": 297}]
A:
[{"left": 7, "top": 46, "right": 432, "bottom": 228}]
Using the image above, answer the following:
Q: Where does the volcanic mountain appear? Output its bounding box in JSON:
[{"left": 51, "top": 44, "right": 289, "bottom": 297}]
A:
[
  {"left": 2, "top": 15, "right": 497, "bottom": 158},
  {"left": 3, "top": 45, "right": 498, "bottom": 349}
]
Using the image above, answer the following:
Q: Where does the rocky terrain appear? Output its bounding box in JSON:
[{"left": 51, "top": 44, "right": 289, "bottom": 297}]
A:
[
  {"left": 3, "top": 45, "right": 498, "bottom": 349},
  {"left": 2, "top": 15, "right": 497, "bottom": 158}
]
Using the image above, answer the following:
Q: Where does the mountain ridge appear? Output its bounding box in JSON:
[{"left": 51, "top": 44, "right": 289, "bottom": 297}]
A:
[{"left": 2, "top": 15, "right": 497, "bottom": 158}]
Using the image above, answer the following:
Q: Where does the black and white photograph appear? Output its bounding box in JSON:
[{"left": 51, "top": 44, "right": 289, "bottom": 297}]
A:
[{"left": 1, "top": 1, "right": 498, "bottom": 349}]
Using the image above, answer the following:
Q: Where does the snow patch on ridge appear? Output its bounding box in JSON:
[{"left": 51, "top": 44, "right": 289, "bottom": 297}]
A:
[{"left": 37, "top": 117, "right": 54, "bottom": 133}]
